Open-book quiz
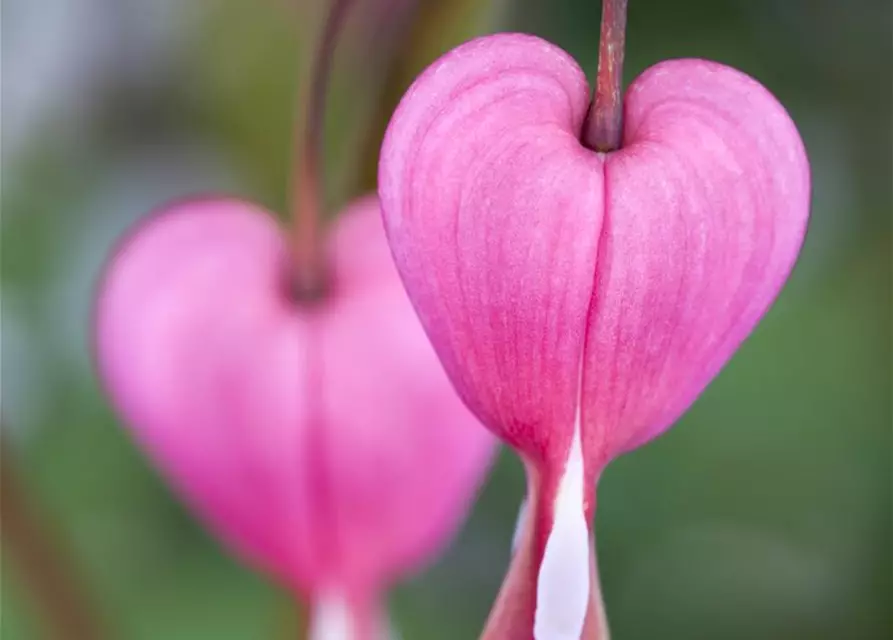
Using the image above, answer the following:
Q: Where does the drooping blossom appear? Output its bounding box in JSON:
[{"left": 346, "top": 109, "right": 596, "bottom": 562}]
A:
[
  {"left": 93, "top": 194, "right": 495, "bottom": 638},
  {"left": 379, "top": 32, "right": 810, "bottom": 639}
]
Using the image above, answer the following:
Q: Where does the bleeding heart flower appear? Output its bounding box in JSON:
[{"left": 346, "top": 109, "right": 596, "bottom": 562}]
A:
[
  {"left": 379, "top": 33, "right": 809, "bottom": 639},
  {"left": 93, "top": 194, "right": 495, "bottom": 639}
]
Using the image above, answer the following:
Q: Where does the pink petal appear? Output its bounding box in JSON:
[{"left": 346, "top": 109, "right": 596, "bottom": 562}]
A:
[
  {"left": 95, "top": 198, "right": 310, "bottom": 581},
  {"left": 380, "top": 34, "right": 604, "bottom": 468},
  {"left": 319, "top": 196, "right": 497, "bottom": 587},
  {"left": 94, "top": 195, "right": 495, "bottom": 595},
  {"left": 585, "top": 59, "right": 810, "bottom": 462}
]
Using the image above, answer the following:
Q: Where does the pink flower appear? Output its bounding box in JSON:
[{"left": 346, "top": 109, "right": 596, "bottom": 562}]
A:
[
  {"left": 379, "top": 33, "right": 810, "bottom": 639},
  {"left": 93, "top": 194, "right": 495, "bottom": 638}
]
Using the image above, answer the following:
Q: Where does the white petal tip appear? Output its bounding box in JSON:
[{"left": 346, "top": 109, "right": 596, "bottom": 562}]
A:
[
  {"left": 309, "top": 592, "right": 352, "bottom": 640},
  {"left": 533, "top": 426, "right": 590, "bottom": 640}
]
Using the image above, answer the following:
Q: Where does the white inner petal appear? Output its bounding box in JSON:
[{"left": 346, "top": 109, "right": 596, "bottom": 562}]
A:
[
  {"left": 533, "top": 415, "right": 590, "bottom": 640},
  {"left": 309, "top": 591, "right": 353, "bottom": 640}
]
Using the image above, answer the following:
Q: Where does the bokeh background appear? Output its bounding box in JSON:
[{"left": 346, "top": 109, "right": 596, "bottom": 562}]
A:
[{"left": 2, "top": 0, "right": 890, "bottom": 638}]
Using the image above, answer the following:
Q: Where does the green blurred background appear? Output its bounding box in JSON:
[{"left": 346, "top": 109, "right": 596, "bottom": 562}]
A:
[{"left": 2, "top": 0, "right": 890, "bottom": 638}]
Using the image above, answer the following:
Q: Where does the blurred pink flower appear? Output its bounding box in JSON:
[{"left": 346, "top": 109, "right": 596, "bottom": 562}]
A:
[
  {"left": 93, "top": 194, "right": 495, "bottom": 638},
  {"left": 379, "top": 33, "right": 810, "bottom": 639}
]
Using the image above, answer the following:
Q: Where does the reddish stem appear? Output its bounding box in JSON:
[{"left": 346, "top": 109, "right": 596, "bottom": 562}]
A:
[
  {"left": 1, "top": 440, "right": 109, "bottom": 639},
  {"left": 583, "top": 0, "right": 629, "bottom": 152},
  {"left": 355, "top": 0, "right": 429, "bottom": 193},
  {"left": 480, "top": 464, "right": 607, "bottom": 640},
  {"left": 290, "top": 0, "right": 355, "bottom": 301}
]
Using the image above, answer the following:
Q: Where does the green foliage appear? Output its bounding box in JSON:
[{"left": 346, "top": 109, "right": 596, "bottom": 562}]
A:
[{"left": 2, "top": 0, "right": 890, "bottom": 638}]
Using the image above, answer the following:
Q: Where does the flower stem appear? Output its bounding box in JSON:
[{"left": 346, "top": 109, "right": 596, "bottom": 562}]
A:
[
  {"left": 1, "top": 437, "right": 109, "bottom": 639},
  {"left": 356, "top": 0, "right": 508, "bottom": 195},
  {"left": 356, "top": 0, "right": 458, "bottom": 193},
  {"left": 290, "top": 0, "right": 355, "bottom": 301},
  {"left": 583, "top": 0, "right": 629, "bottom": 152}
]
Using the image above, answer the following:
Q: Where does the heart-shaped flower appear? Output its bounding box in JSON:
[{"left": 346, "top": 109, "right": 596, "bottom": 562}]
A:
[
  {"left": 93, "top": 195, "right": 495, "bottom": 638},
  {"left": 379, "top": 33, "right": 809, "bottom": 639}
]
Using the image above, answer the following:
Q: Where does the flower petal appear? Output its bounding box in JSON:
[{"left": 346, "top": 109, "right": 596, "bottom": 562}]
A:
[
  {"left": 93, "top": 198, "right": 315, "bottom": 583},
  {"left": 319, "top": 199, "right": 496, "bottom": 588},
  {"left": 380, "top": 33, "right": 604, "bottom": 465},
  {"left": 582, "top": 59, "right": 810, "bottom": 463}
]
